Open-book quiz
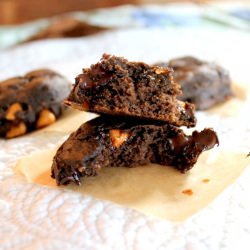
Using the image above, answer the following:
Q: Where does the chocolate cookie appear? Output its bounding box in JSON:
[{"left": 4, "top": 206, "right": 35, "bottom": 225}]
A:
[
  {"left": 157, "top": 56, "right": 233, "bottom": 110},
  {"left": 0, "top": 69, "right": 71, "bottom": 138},
  {"left": 66, "top": 54, "right": 196, "bottom": 128},
  {"left": 51, "top": 116, "right": 218, "bottom": 185},
  {"left": 26, "top": 17, "right": 108, "bottom": 42}
]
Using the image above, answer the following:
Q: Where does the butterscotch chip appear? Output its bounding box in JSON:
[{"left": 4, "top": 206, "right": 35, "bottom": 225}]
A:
[
  {"left": 36, "top": 109, "right": 56, "bottom": 128},
  {"left": 110, "top": 129, "right": 129, "bottom": 148},
  {"left": 6, "top": 122, "right": 27, "bottom": 138},
  {"left": 6, "top": 103, "right": 22, "bottom": 120}
]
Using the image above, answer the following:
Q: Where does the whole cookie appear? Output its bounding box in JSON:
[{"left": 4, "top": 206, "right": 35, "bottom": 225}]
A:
[
  {"left": 157, "top": 56, "right": 233, "bottom": 110},
  {"left": 0, "top": 69, "right": 71, "bottom": 138}
]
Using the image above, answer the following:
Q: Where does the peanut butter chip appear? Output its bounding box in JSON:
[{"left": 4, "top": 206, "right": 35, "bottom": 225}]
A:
[
  {"left": 110, "top": 129, "right": 129, "bottom": 148},
  {"left": 182, "top": 189, "right": 193, "bottom": 196},
  {"left": 36, "top": 109, "right": 56, "bottom": 128}
]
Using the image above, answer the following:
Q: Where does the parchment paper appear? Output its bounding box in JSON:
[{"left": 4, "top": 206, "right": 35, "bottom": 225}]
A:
[{"left": 16, "top": 144, "right": 249, "bottom": 221}]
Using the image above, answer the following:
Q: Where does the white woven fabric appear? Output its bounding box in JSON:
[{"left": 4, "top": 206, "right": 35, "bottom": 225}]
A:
[{"left": 0, "top": 28, "right": 250, "bottom": 250}]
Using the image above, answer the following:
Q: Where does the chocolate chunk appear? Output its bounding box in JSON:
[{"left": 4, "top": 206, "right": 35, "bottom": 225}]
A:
[
  {"left": 156, "top": 56, "right": 233, "bottom": 110},
  {"left": 51, "top": 116, "right": 218, "bottom": 185},
  {"left": 65, "top": 54, "right": 196, "bottom": 128},
  {"left": 0, "top": 69, "right": 71, "bottom": 138}
]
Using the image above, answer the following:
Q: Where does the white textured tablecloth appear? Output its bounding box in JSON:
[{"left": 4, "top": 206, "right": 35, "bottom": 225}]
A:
[{"left": 0, "top": 28, "right": 250, "bottom": 250}]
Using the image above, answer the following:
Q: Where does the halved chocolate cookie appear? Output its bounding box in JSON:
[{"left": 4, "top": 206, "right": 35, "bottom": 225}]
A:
[
  {"left": 52, "top": 116, "right": 218, "bottom": 185},
  {"left": 66, "top": 54, "right": 196, "bottom": 127}
]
